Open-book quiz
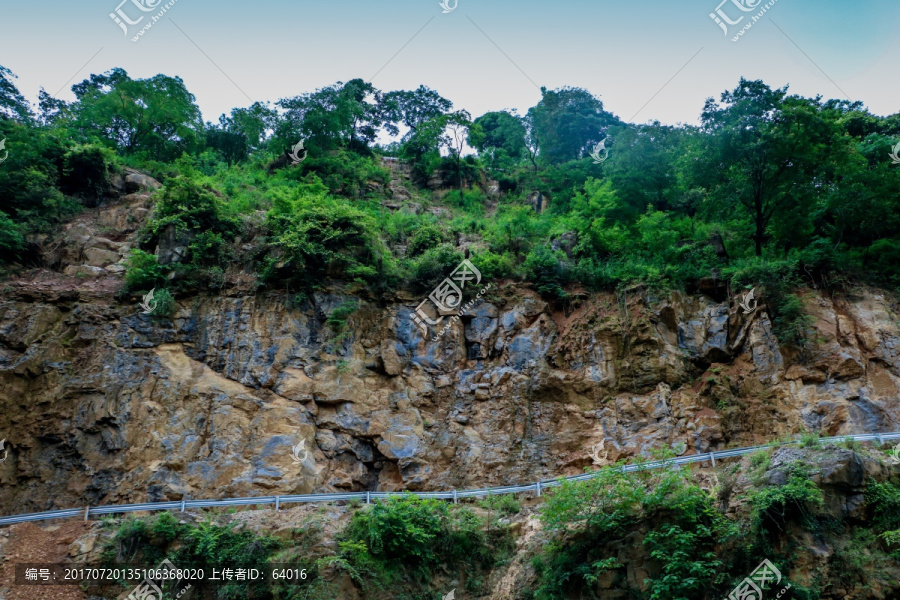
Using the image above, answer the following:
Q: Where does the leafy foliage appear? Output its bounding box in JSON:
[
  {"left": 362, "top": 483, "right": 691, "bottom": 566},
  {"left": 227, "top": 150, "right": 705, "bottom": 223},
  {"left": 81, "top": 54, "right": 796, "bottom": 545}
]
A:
[
  {"left": 534, "top": 454, "right": 736, "bottom": 600},
  {"left": 339, "top": 493, "right": 512, "bottom": 593}
]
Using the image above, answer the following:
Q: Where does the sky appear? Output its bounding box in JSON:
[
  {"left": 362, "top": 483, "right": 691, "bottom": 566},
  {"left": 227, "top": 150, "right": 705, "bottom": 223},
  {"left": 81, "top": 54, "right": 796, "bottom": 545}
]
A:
[{"left": 0, "top": 0, "right": 898, "bottom": 127}]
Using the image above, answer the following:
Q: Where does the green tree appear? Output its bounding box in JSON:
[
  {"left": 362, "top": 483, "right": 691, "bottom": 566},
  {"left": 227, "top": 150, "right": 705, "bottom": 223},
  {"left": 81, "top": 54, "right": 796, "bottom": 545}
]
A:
[
  {"left": 226, "top": 101, "right": 276, "bottom": 150},
  {"left": 72, "top": 69, "right": 202, "bottom": 160},
  {"left": 276, "top": 78, "right": 384, "bottom": 153},
  {"left": 527, "top": 86, "right": 619, "bottom": 164},
  {"left": 381, "top": 85, "right": 453, "bottom": 139},
  {"left": 470, "top": 110, "right": 527, "bottom": 175},
  {"left": 700, "top": 78, "right": 851, "bottom": 257},
  {"left": 0, "top": 65, "right": 32, "bottom": 121}
]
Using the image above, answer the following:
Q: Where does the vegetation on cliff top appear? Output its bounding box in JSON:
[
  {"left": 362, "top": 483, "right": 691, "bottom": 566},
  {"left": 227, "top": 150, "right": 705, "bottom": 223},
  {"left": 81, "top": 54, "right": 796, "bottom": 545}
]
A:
[{"left": 1, "top": 65, "right": 900, "bottom": 345}]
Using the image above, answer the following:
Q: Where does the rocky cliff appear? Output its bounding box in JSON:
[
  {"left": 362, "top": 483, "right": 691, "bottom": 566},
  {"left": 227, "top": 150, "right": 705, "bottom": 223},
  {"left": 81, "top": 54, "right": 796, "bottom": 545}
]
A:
[{"left": 1, "top": 178, "right": 899, "bottom": 515}]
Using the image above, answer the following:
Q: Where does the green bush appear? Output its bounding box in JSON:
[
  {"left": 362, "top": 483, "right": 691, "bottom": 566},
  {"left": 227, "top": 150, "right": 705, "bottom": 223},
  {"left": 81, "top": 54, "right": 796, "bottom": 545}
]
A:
[
  {"left": 102, "top": 512, "right": 282, "bottom": 600},
  {"left": 339, "top": 493, "right": 509, "bottom": 589},
  {"left": 409, "top": 243, "right": 464, "bottom": 291},
  {"left": 865, "top": 480, "right": 900, "bottom": 534},
  {"left": 524, "top": 244, "right": 569, "bottom": 299},
  {"left": 406, "top": 225, "right": 446, "bottom": 256},
  {"left": 147, "top": 288, "right": 176, "bottom": 317},
  {"left": 264, "top": 188, "right": 395, "bottom": 290},
  {"left": 749, "top": 464, "right": 823, "bottom": 535},
  {"left": 533, "top": 456, "right": 736, "bottom": 600},
  {"left": 327, "top": 300, "right": 359, "bottom": 336},
  {"left": 799, "top": 433, "right": 821, "bottom": 448},
  {"left": 60, "top": 143, "right": 115, "bottom": 201},
  {"left": 147, "top": 175, "right": 236, "bottom": 236},
  {"left": 0, "top": 210, "right": 25, "bottom": 258},
  {"left": 478, "top": 494, "right": 521, "bottom": 517},
  {"left": 727, "top": 259, "right": 812, "bottom": 346},
  {"left": 470, "top": 249, "right": 516, "bottom": 280},
  {"left": 123, "top": 249, "right": 168, "bottom": 292},
  {"left": 292, "top": 148, "right": 390, "bottom": 198}
]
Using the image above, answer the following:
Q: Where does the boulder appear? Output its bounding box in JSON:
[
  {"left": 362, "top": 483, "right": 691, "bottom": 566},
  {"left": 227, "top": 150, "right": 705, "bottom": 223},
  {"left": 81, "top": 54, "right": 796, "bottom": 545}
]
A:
[
  {"left": 82, "top": 247, "right": 121, "bottom": 268},
  {"left": 124, "top": 170, "right": 161, "bottom": 193}
]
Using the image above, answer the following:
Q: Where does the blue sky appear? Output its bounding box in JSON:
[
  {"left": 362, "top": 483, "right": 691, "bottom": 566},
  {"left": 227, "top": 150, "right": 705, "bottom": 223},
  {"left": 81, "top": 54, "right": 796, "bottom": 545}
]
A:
[{"left": 1, "top": 0, "right": 897, "bottom": 126}]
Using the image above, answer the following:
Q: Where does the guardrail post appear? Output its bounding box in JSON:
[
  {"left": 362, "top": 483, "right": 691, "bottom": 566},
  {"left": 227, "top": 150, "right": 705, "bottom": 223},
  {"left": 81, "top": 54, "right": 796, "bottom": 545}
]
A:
[
  {"left": 84, "top": 506, "right": 90, "bottom": 521},
  {"left": 536, "top": 481, "right": 542, "bottom": 497},
  {"left": 180, "top": 499, "right": 186, "bottom": 513},
  {"left": 710, "top": 452, "right": 716, "bottom": 467},
  {"left": 366, "top": 491, "right": 371, "bottom": 505},
  {"left": 453, "top": 490, "right": 458, "bottom": 504},
  {"left": 275, "top": 496, "right": 280, "bottom": 511}
]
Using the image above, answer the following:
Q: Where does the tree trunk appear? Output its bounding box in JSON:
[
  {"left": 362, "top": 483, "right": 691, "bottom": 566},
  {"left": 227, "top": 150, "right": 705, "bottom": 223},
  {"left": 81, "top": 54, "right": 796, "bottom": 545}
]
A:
[{"left": 754, "top": 193, "right": 764, "bottom": 257}]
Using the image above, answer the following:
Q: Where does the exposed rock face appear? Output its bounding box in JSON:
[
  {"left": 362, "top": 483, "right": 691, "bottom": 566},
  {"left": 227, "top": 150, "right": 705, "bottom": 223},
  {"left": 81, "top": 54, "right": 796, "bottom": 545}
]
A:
[
  {"left": 1, "top": 276, "right": 899, "bottom": 514},
  {"left": 0, "top": 178, "right": 899, "bottom": 514}
]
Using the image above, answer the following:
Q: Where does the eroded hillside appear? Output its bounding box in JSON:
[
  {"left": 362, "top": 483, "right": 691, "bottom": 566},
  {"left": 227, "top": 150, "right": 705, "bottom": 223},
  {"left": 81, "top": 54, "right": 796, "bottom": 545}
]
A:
[{"left": 1, "top": 175, "right": 899, "bottom": 514}]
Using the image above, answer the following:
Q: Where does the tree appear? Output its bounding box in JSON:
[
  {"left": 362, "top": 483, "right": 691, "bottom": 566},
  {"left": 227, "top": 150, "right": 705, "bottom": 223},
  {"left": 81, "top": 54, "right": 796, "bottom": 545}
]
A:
[
  {"left": 603, "top": 122, "right": 686, "bottom": 216},
  {"left": 381, "top": 86, "right": 453, "bottom": 139},
  {"left": 72, "top": 69, "right": 202, "bottom": 159},
  {"left": 37, "top": 89, "right": 71, "bottom": 126},
  {"left": 227, "top": 102, "right": 277, "bottom": 150},
  {"left": 444, "top": 110, "right": 472, "bottom": 192},
  {"left": 469, "top": 110, "right": 526, "bottom": 174},
  {"left": 204, "top": 121, "right": 249, "bottom": 165},
  {"left": 526, "top": 86, "right": 619, "bottom": 164},
  {"left": 0, "top": 65, "right": 31, "bottom": 121},
  {"left": 276, "top": 79, "right": 385, "bottom": 154},
  {"left": 701, "top": 79, "right": 850, "bottom": 256}
]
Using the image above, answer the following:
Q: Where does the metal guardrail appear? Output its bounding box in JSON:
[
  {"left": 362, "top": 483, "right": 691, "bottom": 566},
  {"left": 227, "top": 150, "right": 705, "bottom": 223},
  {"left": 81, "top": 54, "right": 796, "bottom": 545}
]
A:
[{"left": 2, "top": 432, "right": 899, "bottom": 527}]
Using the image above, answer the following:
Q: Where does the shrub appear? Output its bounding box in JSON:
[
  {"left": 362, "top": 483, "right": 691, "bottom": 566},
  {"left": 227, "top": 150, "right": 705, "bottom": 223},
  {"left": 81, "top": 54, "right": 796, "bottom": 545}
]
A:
[
  {"left": 799, "top": 433, "right": 820, "bottom": 448},
  {"left": 327, "top": 300, "right": 359, "bottom": 337},
  {"left": 123, "top": 249, "right": 168, "bottom": 292},
  {"left": 147, "top": 288, "right": 176, "bottom": 317},
  {"left": 409, "top": 243, "right": 464, "bottom": 292},
  {"left": 339, "top": 493, "right": 508, "bottom": 588},
  {"left": 470, "top": 249, "right": 516, "bottom": 280},
  {"left": 727, "top": 259, "right": 812, "bottom": 347},
  {"left": 102, "top": 513, "right": 282, "bottom": 600},
  {"left": 865, "top": 480, "right": 900, "bottom": 534},
  {"left": 406, "top": 225, "right": 445, "bottom": 256},
  {"left": 0, "top": 210, "right": 25, "bottom": 258},
  {"left": 750, "top": 464, "right": 823, "bottom": 535},
  {"left": 147, "top": 176, "right": 235, "bottom": 236},
  {"left": 264, "top": 192, "right": 393, "bottom": 289},
  {"left": 534, "top": 458, "right": 736, "bottom": 600},
  {"left": 524, "top": 244, "right": 569, "bottom": 299},
  {"left": 478, "top": 494, "right": 521, "bottom": 517},
  {"left": 60, "top": 143, "right": 115, "bottom": 202},
  {"left": 292, "top": 148, "right": 390, "bottom": 198}
]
